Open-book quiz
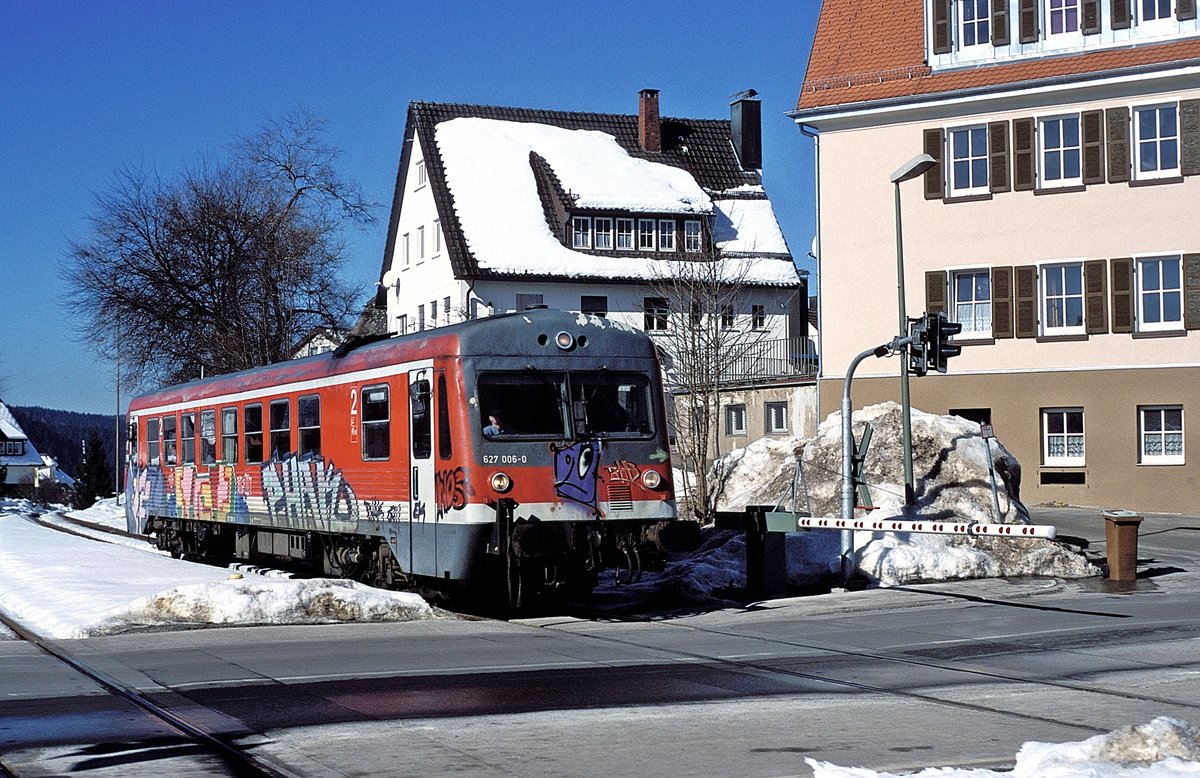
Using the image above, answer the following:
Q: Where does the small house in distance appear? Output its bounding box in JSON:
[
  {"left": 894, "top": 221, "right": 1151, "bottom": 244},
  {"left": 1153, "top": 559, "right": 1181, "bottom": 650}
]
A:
[{"left": 0, "top": 399, "right": 48, "bottom": 491}]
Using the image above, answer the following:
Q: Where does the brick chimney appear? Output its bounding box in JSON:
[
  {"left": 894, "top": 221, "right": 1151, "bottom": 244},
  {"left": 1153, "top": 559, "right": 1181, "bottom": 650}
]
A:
[
  {"left": 638, "top": 88, "right": 661, "bottom": 153},
  {"left": 731, "top": 91, "right": 762, "bottom": 170}
]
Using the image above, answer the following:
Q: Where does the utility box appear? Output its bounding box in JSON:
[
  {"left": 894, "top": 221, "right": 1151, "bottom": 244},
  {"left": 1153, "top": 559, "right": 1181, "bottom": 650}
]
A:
[{"left": 1103, "top": 510, "right": 1144, "bottom": 582}]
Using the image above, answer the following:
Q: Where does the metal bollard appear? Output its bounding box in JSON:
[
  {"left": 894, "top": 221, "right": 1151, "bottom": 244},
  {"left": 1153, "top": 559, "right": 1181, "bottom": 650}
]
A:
[{"left": 1102, "top": 510, "right": 1144, "bottom": 582}]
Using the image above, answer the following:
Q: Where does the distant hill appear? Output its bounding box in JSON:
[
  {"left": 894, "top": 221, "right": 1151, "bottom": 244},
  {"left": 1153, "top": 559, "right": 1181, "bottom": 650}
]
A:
[{"left": 8, "top": 405, "right": 125, "bottom": 482}]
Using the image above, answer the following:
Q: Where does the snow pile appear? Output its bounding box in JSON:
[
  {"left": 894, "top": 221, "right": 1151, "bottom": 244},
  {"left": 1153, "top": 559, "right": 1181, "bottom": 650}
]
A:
[
  {"left": 713, "top": 402, "right": 1098, "bottom": 586},
  {"left": 808, "top": 717, "right": 1200, "bottom": 777}
]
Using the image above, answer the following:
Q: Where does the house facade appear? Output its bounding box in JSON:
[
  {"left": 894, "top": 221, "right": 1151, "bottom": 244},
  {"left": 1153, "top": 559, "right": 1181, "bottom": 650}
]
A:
[
  {"left": 375, "top": 91, "right": 813, "bottom": 447},
  {"left": 0, "top": 399, "right": 47, "bottom": 489},
  {"left": 791, "top": 0, "right": 1200, "bottom": 513}
]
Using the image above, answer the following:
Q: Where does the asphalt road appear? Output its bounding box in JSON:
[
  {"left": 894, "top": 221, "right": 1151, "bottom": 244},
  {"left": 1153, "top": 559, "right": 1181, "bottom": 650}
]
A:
[{"left": 3, "top": 506, "right": 1199, "bottom": 777}]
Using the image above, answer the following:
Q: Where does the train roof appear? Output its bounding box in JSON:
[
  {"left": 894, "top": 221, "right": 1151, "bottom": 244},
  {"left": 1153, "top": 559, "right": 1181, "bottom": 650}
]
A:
[{"left": 127, "top": 309, "right": 658, "bottom": 413}]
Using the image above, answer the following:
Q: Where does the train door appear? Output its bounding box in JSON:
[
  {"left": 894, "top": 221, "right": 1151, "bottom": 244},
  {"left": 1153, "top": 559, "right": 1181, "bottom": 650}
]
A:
[{"left": 408, "top": 367, "right": 437, "bottom": 576}]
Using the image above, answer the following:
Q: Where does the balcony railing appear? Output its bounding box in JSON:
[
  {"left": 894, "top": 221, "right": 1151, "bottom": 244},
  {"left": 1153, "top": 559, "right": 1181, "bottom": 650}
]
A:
[{"left": 662, "top": 336, "right": 818, "bottom": 388}]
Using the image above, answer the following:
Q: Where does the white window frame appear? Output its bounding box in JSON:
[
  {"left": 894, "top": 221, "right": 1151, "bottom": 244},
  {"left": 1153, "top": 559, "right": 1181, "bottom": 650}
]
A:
[
  {"left": 751, "top": 304, "right": 766, "bottom": 331},
  {"left": 1040, "top": 261, "right": 1086, "bottom": 336},
  {"left": 765, "top": 402, "right": 788, "bottom": 435},
  {"left": 643, "top": 296, "right": 668, "bottom": 332},
  {"left": 958, "top": 0, "right": 990, "bottom": 46},
  {"left": 418, "top": 225, "right": 426, "bottom": 260},
  {"left": 593, "top": 217, "right": 613, "bottom": 250},
  {"left": 1042, "top": 407, "right": 1085, "bottom": 466},
  {"left": 1139, "top": 405, "right": 1184, "bottom": 465},
  {"left": 416, "top": 160, "right": 427, "bottom": 187},
  {"left": 616, "top": 218, "right": 635, "bottom": 250},
  {"left": 572, "top": 216, "right": 592, "bottom": 249},
  {"left": 1046, "top": 0, "right": 1081, "bottom": 36},
  {"left": 1136, "top": 254, "right": 1184, "bottom": 332},
  {"left": 638, "top": 219, "right": 656, "bottom": 250},
  {"left": 1038, "top": 114, "right": 1082, "bottom": 188},
  {"left": 948, "top": 125, "right": 989, "bottom": 196},
  {"left": 1133, "top": 102, "right": 1180, "bottom": 181},
  {"left": 402, "top": 232, "right": 410, "bottom": 267},
  {"left": 951, "top": 269, "right": 992, "bottom": 336},
  {"left": 657, "top": 220, "right": 676, "bottom": 251},
  {"left": 1138, "top": 0, "right": 1174, "bottom": 24},
  {"left": 433, "top": 219, "right": 442, "bottom": 255},
  {"left": 684, "top": 220, "right": 702, "bottom": 252},
  {"left": 725, "top": 404, "right": 747, "bottom": 437}
]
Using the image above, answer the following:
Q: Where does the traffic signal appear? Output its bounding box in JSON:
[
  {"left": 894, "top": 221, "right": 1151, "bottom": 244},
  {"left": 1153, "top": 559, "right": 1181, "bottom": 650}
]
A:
[
  {"left": 927, "top": 311, "right": 962, "bottom": 373},
  {"left": 907, "top": 316, "right": 928, "bottom": 377}
]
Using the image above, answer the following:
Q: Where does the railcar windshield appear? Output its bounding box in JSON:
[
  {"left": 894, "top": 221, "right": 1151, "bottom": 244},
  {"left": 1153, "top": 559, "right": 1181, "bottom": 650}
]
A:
[{"left": 478, "top": 370, "right": 654, "bottom": 440}]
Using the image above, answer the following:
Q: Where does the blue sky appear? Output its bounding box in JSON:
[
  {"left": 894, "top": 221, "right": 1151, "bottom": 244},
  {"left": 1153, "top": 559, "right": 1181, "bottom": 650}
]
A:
[{"left": 0, "top": 1, "right": 820, "bottom": 414}]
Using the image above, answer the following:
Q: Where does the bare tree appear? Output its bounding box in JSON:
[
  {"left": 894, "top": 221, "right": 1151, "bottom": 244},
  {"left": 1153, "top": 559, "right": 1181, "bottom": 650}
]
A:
[
  {"left": 644, "top": 253, "right": 774, "bottom": 520},
  {"left": 63, "top": 110, "right": 377, "bottom": 387}
]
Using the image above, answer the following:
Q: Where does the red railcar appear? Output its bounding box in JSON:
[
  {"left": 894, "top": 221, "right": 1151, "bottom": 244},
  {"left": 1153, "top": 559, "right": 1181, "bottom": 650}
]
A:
[{"left": 125, "top": 309, "right": 677, "bottom": 607}]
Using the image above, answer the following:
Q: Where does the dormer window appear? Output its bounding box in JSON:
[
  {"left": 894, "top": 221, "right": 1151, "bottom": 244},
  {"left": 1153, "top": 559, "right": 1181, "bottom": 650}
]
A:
[
  {"left": 638, "top": 219, "right": 656, "bottom": 250},
  {"left": 1047, "top": 0, "right": 1080, "bottom": 34},
  {"left": 1141, "top": 0, "right": 1172, "bottom": 21},
  {"left": 684, "top": 220, "right": 703, "bottom": 252},
  {"left": 960, "top": 0, "right": 991, "bottom": 45},
  {"left": 593, "top": 217, "right": 613, "bottom": 249},
  {"left": 572, "top": 216, "right": 591, "bottom": 249},
  {"left": 616, "top": 218, "right": 634, "bottom": 249},
  {"left": 657, "top": 220, "right": 676, "bottom": 251}
]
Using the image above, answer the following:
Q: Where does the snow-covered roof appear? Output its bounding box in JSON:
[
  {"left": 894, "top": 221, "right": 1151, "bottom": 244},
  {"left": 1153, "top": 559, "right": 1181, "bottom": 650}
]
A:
[
  {"left": 0, "top": 402, "right": 28, "bottom": 441},
  {"left": 0, "top": 401, "right": 43, "bottom": 469}
]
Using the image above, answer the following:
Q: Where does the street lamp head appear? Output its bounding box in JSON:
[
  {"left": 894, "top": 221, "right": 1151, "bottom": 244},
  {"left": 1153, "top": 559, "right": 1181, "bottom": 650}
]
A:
[{"left": 890, "top": 153, "right": 937, "bottom": 185}]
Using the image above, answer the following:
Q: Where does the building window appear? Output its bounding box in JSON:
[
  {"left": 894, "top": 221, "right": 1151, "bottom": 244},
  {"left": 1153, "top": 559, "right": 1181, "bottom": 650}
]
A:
[
  {"left": 362, "top": 385, "right": 390, "bottom": 461},
  {"left": 199, "top": 410, "right": 217, "bottom": 466},
  {"left": 1140, "top": 0, "right": 1172, "bottom": 21},
  {"left": 644, "top": 296, "right": 668, "bottom": 331},
  {"left": 1138, "top": 255, "right": 1183, "bottom": 331},
  {"left": 721, "top": 303, "right": 735, "bottom": 329},
  {"left": 433, "top": 220, "right": 442, "bottom": 254},
  {"left": 1140, "top": 405, "right": 1184, "bottom": 464},
  {"left": 444, "top": 296, "right": 451, "bottom": 320},
  {"left": 752, "top": 304, "right": 766, "bottom": 330},
  {"left": 572, "top": 216, "right": 591, "bottom": 249},
  {"left": 658, "top": 220, "right": 676, "bottom": 251},
  {"left": 1041, "top": 263, "right": 1085, "bottom": 335},
  {"left": 220, "top": 407, "right": 238, "bottom": 464},
  {"left": 1039, "top": 115, "right": 1082, "bottom": 188},
  {"left": 403, "top": 233, "right": 410, "bottom": 266},
  {"left": 638, "top": 219, "right": 656, "bottom": 250},
  {"left": 417, "top": 305, "right": 425, "bottom": 331},
  {"left": 397, "top": 314, "right": 408, "bottom": 334},
  {"left": 765, "top": 402, "right": 788, "bottom": 434},
  {"left": 416, "top": 159, "right": 427, "bottom": 186},
  {"left": 689, "top": 298, "right": 703, "bottom": 329},
  {"left": 949, "top": 126, "right": 989, "bottom": 196},
  {"left": 516, "top": 292, "right": 544, "bottom": 311},
  {"left": 418, "top": 225, "right": 426, "bottom": 259},
  {"left": 1043, "top": 408, "right": 1085, "bottom": 466},
  {"left": 244, "top": 404, "right": 263, "bottom": 464},
  {"left": 616, "top": 218, "right": 634, "bottom": 250},
  {"left": 953, "top": 270, "right": 992, "bottom": 335},
  {"left": 1134, "top": 104, "right": 1179, "bottom": 180},
  {"left": 684, "top": 220, "right": 703, "bottom": 252},
  {"left": 1047, "top": 0, "right": 1080, "bottom": 34},
  {"left": 581, "top": 295, "right": 608, "bottom": 318},
  {"left": 298, "top": 395, "right": 321, "bottom": 457},
  {"left": 726, "top": 404, "right": 747, "bottom": 436},
  {"left": 958, "top": 0, "right": 990, "bottom": 45},
  {"left": 430, "top": 300, "right": 437, "bottom": 324},
  {"left": 593, "top": 217, "right": 613, "bottom": 250},
  {"left": 269, "top": 399, "right": 290, "bottom": 459}
]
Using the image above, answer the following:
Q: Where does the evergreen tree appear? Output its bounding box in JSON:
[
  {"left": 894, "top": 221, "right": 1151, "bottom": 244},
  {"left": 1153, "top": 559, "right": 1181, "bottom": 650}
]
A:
[{"left": 73, "top": 431, "right": 113, "bottom": 509}]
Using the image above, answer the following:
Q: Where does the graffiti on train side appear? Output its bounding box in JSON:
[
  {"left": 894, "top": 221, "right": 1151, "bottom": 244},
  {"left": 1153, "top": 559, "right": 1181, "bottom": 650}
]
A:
[
  {"left": 435, "top": 467, "right": 467, "bottom": 520},
  {"left": 261, "top": 455, "right": 359, "bottom": 524},
  {"left": 364, "top": 500, "right": 403, "bottom": 523}
]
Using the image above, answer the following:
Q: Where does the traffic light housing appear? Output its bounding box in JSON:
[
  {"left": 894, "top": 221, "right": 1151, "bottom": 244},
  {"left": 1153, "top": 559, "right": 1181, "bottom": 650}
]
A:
[
  {"left": 927, "top": 311, "right": 962, "bottom": 373},
  {"left": 907, "top": 316, "right": 928, "bottom": 377}
]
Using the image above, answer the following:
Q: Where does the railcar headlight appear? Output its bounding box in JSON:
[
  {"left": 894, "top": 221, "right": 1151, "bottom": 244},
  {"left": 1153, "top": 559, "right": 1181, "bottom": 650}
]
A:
[
  {"left": 641, "top": 469, "right": 662, "bottom": 489},
  {"left": 554, "top": 330, "right": 575, "bottom": 350},
  {"left": 490, "top": 472, "right": 513, "bottom": 493}
]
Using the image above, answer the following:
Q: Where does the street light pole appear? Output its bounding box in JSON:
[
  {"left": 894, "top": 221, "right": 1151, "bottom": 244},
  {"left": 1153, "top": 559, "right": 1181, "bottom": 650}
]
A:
[{"left": 889, "top": 154, "right": 937, "bottom": 507}]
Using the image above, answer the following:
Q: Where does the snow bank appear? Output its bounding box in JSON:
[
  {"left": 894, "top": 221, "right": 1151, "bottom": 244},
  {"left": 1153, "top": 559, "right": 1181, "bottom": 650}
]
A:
[
  {"left": 808, "top": 717, "right": 1200, "bottom": 777},
  {"left": 712, "top": 402, "right": 1098, "bottom": 587}
]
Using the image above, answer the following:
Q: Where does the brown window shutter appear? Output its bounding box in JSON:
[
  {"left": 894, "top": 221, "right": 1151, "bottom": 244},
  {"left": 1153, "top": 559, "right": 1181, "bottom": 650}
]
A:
[
  {"left": 926, "top": 270, "right": 948, "bottom": 315},
  {"left": 1084, "top": 259, "right": 1108, "bottom": 334},
  {"left": 992, "top": 266, "right": 1014, "bottom": 339},
  {"left": 1179, "top": 0, "right": 1197, "bottom": 21},
  {"left": 1081, "top": 0, "right": 1101, "bottom": 33},
  {"left": 991, "top": 0, "right": 1010, "bottom": 44},
  {"left": 1112, "top": 0, "right": 1132, "bottom": 28},
  {"left": 1181, "top": 99, "right": 1200, "bottom": 177},
  {"left": 1013, "top": 118, "right": 1035, "bottom": 191},
  {"left": 1107, "top": 107, "right": 1130, "bottom": 183},
  {"left": 988, "top": 121, "right": 1011, "bottom": 193},
  {"left": 924, "top": 128, "right": 945, "bottom": 200},
  {"left": 1186, "top": 254, "right": 1200, "bottom": 330},
  {"left": 1110, "top": 258, "right": 1134, "bottom": 333},
  {"left": 1015, "top": 265, "right": 1038, "bottom": 338},
  {"left": 1081, "top": 110, "right": 1106, "bottom": 184},
  {"left": 1019, "top": 0, "right": 1039, "bottom": 42},
  {"left": 933, "top": 0, "right": 953, "bottom": 53}
]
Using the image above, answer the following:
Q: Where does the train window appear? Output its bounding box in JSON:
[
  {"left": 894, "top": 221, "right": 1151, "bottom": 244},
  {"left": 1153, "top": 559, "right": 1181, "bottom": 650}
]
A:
[
  {"left": 298, "top": 395, "right": 321, "bottom": 458},
  {"left": 570, "top": 372, "right": 654, "bottom": 438},
  {"left": 181, "top": 413, "right": 196, "bottom": 465},
  {"left": 245, "top": 404, "right": 264, "bottom": 464},
  {"left": 269, "top": 399, "right": 290, "bottom": 459},
  {"left": 162, "top": 415, "right": 177, "bottom": 465},
  {"left": 220, "top": 407, "right": 238, "bottom": 464},
  {"left": 437, "top": 374, "right": 451, "bottom": 460},
  {"left": 411, "top": 378, "right": 432, "bottom": 460},
  {"left": 477, "top": 372, "right": 568, "bottom": 439},
  {"left": 362, "top": 385, "right": 390, "bottom": 460},
  {"left": 199, "top": 410, "right": 217, "bottom": 465},
  {"left": 146, "top": 418, "right": 160, "bottom": 466}
]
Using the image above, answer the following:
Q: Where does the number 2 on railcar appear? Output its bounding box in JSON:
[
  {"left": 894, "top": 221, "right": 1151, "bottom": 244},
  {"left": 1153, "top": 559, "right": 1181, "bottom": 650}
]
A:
[{"left": 124, "top": 309, "right": 678, "bottom": 608}]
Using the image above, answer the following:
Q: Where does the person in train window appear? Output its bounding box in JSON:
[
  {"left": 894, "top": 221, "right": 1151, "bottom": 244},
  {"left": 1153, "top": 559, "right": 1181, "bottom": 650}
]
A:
[{"left": 483, "top": 413, "right": 504, "bottom": 437}]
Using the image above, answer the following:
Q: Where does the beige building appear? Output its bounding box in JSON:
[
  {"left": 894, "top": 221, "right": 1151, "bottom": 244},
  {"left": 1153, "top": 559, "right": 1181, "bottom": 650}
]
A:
[{"left": 791, "top": 0, "right": 1200, "bottom": 513}]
